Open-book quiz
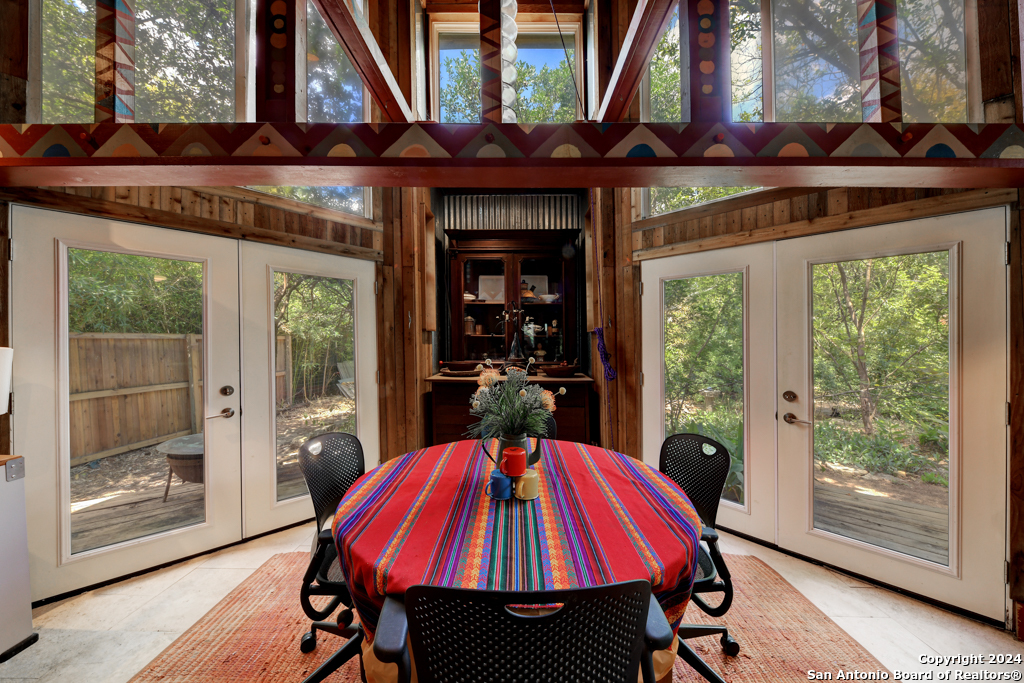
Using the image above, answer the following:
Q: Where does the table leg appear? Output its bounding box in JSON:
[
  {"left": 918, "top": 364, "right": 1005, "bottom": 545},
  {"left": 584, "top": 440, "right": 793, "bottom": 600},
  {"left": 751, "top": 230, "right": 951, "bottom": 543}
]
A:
[{"left": 163, "top": 465, "right": 173, "bottom": 503}]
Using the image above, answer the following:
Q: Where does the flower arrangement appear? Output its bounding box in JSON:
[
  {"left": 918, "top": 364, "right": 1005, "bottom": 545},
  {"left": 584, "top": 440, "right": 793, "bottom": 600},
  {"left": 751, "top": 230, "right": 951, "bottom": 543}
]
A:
[{"left": 466, "top": 359, "right": 565, "bottom": 439}]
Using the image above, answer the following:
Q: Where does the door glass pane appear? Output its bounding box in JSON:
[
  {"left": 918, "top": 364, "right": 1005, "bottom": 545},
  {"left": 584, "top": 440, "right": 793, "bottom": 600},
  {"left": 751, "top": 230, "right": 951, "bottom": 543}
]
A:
[
  {"left": 274, "top": 272, "right": 357, "bottom": 501},
  {"left": 772, "top": 0, "right": 861, "bottom": 122},
  {"left": 461, "top": 259, "right": 506, "bottom": 361},
  {"left": 663, "top": 273, "right": 745, "bottom": 505},
  {"left": 811, "top": 252, "right": 950, "bottom": 565},
  {"left": 520, "top": 258, "right": 564, "bottom": 364},
  {"left": 68, "top": 249, "right": 205, "bottom": 554}
]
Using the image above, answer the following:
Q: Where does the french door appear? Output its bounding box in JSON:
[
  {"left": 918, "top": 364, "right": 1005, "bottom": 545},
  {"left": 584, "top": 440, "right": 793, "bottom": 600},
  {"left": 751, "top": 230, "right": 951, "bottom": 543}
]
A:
[
  {"left": 11, "top": 206, "right": 378, "bottom": 600},
  {"left": 642, "top": 207, "right": 1008, "bottom": 621}
]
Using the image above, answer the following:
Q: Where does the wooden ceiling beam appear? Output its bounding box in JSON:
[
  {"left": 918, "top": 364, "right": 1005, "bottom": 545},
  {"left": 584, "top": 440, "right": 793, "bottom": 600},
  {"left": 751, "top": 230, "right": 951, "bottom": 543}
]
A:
[
  {"left": 4, "top": 122, "right": 1024, "bottom": 188},
  {"left": 308, "top": 0, "right": 414, "bottom": 122},
  {"left": 596, "top": 0, "right": 676, "bottom": 122}
]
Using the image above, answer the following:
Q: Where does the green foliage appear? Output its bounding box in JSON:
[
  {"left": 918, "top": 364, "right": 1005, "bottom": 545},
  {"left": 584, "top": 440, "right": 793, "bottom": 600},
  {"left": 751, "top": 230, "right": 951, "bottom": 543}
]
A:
[
  {"left": 813, "top": 420, "right": 935, "bottom": 476},
  {"left": 439, "top": 50, "right": 482, "bottom": 123},
  {"left": 921, "top": 472, "right": 948, "bottom": 488},
  {"left": 467, "top": 367, "right": 556, "bottom": 439},
  {"left": 663, "top": 272, "right": 745, "bottom": 504},
  {"left": 274, "top": 272, "right": 355, "bottom": 404},
  {"left": 306, "top": 0, "right": 364, "bottom": 123},
  {"left": 68, "top": 249, "right": 202, "bottom": 334},
  {"left": 249, "top": 186, "right": 364, "bottom": 216},
  {"left": 649, "top": 187, "right": 758, "bottom": 216}
]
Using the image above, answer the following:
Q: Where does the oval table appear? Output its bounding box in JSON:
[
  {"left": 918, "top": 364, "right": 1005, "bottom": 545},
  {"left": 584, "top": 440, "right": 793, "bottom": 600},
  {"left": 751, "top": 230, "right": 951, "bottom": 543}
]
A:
[{"left": 332, "top": 439, "right": 703, "bottom": 681}]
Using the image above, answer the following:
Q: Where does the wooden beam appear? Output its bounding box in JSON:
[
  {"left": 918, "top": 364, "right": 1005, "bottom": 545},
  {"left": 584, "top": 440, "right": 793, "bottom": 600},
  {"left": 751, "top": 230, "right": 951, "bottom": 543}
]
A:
[
  {"left": 7, "top": 123, "right": 1024, "bottom": 188},
  {"left": 596, "top": 0, "right": 676, "bottom": 122},
  {"left": 480, "top": 0, "right": 503, "bottom": 123},
  {"left": 1009, "top": 187, "right": 1024, "bottom": 602},
  {"left": 255, "top": 0, "right": 297, "bottom": 121},
  {"left": 0, "top": 0, "right": 29, "bottom": 122},
  {"left": 309, "top": 0, "right": 414, "bottom": 122},
  {"left": 856, "top": 0, "right": 901, "bottom": 122},
  {"left": 95, "top": 0, "right": 136, "bottom": 122},
  {"left": 687, "top": 0, "right": 730, "bottom": 122}
]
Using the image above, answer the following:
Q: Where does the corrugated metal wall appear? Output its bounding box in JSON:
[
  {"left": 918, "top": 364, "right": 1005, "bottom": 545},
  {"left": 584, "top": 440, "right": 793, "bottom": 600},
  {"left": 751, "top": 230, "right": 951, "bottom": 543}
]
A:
[{"left": 442, "top": 194, "right": 581, "bottom": 231}]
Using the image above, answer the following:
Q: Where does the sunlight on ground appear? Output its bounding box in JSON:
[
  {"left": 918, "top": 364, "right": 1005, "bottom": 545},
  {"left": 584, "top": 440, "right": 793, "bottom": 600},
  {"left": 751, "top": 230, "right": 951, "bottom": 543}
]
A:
[{"left": 70, "top": 495, "right": 119, "bottom": 513}]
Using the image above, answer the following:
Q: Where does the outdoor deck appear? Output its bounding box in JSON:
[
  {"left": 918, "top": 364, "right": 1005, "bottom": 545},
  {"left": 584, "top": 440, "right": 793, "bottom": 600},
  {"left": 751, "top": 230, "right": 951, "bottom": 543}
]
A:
[{"left": 813, "top": 483, "right": 949, "bottom": 565}]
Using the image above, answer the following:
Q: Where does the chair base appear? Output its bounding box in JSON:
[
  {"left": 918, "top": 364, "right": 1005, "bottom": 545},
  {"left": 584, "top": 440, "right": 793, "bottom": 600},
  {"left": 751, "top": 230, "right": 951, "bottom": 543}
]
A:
[
  {"left": 300, "top": 624, "right": 364, "bottom": 683},
  {"left": 675, "top": 623, "right": 739, "bottom": 683},
  {"left": 299, "top": 607, "right": 356, "bottom": 653}
]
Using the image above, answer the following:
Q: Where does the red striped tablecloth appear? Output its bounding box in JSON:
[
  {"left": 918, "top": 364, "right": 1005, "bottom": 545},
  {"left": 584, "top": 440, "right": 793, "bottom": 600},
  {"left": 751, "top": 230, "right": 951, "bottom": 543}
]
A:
[{"left": 332, "top": 439, "right": 703, "bottom": 639}]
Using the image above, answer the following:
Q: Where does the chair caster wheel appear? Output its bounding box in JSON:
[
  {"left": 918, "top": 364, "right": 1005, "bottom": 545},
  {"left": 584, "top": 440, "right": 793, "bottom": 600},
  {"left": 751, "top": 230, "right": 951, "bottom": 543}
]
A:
[
  {"left": 300, "top": 631, "right": 317, "bottom": 653},
  {"left": 721, "top": 635, "right": 740, "bottom": 657}
]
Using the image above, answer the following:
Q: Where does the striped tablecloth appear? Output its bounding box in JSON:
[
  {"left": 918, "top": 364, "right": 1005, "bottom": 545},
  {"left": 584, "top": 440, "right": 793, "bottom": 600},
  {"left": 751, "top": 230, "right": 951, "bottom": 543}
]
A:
[{"left": 332, "top": 438, "right": 703, "bottom": 640}]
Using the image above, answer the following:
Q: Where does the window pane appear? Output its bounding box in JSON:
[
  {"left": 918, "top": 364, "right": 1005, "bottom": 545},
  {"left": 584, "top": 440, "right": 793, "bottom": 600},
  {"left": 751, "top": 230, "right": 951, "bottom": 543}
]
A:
[
  {"left": 248, "top": 186, "right": 365, "bottom": 216},
  {"left": 649, "top": 7, "right": 682, "bottom": 122},
  {"left": 896, "top": 0, "right": 967, "bottom": 123},
  {"left": 439, "top": 32, "right": 481, "bottom": 123},
  {"left": 731, "top": 0, "right": 762, "bottom": 122},
  {"left": 772, "top": 0, "right": 861, "bottom": 122},
  {"left": 68, "top": 249, "right": 206, "bottom": 554},
  {"left": 649, "top": 187, "right": 757, "bottom": 216},
  {"left": 307, "top": 0, "right": 363, "bottom": 122},
  {"left": 812, "top": 252, "right": 950, "bottom": 565},
  {"left": 513, "top": 33, "right": 578, "bottom": 123},
  {"left": 664, "top": 272, "right": 745, "bottom": 505},
  {"left": 275, "top": 272, "right": 357, "bottom": 501},
  {"left": 42, "top": 0, "right": 96, "bottom": 122},
  {"left": 135, "top": 0, "right": 235, "bottom": 122}
]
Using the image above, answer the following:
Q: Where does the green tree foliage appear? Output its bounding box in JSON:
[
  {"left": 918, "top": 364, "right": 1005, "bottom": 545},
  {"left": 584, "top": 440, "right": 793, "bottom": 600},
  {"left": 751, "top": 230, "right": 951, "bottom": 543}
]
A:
[
  {"left": 42, "top": 0, "right": 234, "bottom": 123},
  {"left": 663, "top": 273, "right": 745, "bottom": 503},
  {"left": 274, "top": 272, "right": 355, "bottom": 403},
  {"left": 68, "top": 249, "right": 203, "bottom": 334},
  {"left": 811, "top": 252, "right": 950, "bottom": 475},
  {"left": 438, "top": 45, "right": 578, "bottom": 124},
  {"left": 249, "top": 186, "right": 364, "bottom": 215},
  {"left": 307, "top": 0, "right": 363, "bottom": 123}
]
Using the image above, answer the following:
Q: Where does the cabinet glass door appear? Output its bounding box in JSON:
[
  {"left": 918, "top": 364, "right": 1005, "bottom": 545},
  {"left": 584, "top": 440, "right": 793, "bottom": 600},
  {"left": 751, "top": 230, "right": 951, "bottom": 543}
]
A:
[
  {"left": 519, "top": 257, "right": 565, "bottom": 363},
  {"left": 460, "top": 258, "right": 506, "bottom": 361}
]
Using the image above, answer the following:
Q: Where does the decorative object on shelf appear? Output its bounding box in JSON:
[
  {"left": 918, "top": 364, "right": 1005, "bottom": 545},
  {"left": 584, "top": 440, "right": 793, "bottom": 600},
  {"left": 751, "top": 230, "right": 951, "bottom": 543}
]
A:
[
  {"left": 464, "top": 315, "right": 475, "bottom": 335},
  {"left": 478, "top": 275, "right": 505, "bottom": 302},
  {"left": 538, "top": 294, "right": 558, "bottom": 303},
  {"left": 541, "top": 361, "right": 578, "bottom": 378},
  {"left": 463, "top": 292, "right": 476, "bottom": 301},
  {"left": 475, "top": 324, "right": 484, "bottom": 335},
  {"left": 467, "top": 362, "right": 565, "bottom": 466},
  {"left": 520, "top": 280, "right": 537, "bottom": 299},
  {"left": 521, "top": 275, "right": 548, "bottom": 297}
]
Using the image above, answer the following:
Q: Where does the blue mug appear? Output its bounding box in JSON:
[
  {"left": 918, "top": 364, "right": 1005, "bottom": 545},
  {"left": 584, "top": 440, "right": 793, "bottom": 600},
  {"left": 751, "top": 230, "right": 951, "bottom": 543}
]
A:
[{"left": 486, "top": 470, "right": 512, "bottom": 500}]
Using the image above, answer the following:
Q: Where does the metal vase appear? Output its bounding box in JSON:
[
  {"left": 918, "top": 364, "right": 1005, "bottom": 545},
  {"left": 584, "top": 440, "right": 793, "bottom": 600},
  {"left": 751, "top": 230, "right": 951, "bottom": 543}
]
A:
[{"left": 498, "top": 432, "right": 542, "bottom": 467}]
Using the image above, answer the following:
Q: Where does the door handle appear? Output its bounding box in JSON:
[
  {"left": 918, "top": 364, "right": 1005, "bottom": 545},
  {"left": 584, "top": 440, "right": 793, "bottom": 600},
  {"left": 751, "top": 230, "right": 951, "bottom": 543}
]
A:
[
  {"left": 206, "top": 407, "right": 236, "bottom": 419},
  {"left": 782, "top": 413, "right": 811, "bottom": 425}
]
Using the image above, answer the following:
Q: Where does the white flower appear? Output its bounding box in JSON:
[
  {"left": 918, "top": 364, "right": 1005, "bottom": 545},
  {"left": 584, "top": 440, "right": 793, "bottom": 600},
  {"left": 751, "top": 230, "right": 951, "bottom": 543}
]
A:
[
  {"left": 558, "top": 387, "right": 566, "bottom": 395},
  {"left": 475, "top": 364, "right": 483, "bottom": 371},
  {"left": 472, "top": 401, "right": 480, "bottom": 409},
  {"left": 519, "top": 389, "right": 527, "bottom": 397},
  {"left": 527, "top": 357, "right": 535, "bottom": 366}
]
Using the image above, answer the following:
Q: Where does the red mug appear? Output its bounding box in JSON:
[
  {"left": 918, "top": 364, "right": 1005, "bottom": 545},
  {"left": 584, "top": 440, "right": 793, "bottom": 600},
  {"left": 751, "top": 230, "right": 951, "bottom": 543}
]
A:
[{"left": 499, "top": 447, "right": 527, "bottom": 478}]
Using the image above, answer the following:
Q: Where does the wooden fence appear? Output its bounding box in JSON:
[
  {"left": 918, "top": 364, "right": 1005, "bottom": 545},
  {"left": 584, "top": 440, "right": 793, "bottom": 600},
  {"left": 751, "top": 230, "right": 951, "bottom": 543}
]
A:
[{"left": 69, "top": 333, "right": 202, "bottom": 467}]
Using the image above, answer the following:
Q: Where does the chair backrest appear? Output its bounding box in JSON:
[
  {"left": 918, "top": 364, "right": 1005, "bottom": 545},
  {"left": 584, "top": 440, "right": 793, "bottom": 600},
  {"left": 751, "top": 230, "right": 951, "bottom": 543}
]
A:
[
  {"left": 405, "top": 581, "right": 650, "bottom": 683},
  {"left": 659, "top": 433, "right": 731, "bottom": 528},
  {"left": 298, "top": 432, "right": 365, "bottom": 531},
  {"left": 530, "top": 412, "right": 557, "bottom": 440}
]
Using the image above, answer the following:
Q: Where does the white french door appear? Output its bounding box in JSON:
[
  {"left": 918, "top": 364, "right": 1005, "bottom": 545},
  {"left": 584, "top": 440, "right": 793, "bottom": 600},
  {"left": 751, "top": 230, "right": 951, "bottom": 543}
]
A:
[
  {"left": 776, "top": 209, "right": 1007, "bottom": 621},
  {"left": 11, "top": 206, "right": 378, "bottom": 600},
  {"left": 240, "top": 241, "right": 378, "bottom": 537},
  {"left": 641, "top": 242, "right": 776, "bottom": 541},
  {"left": 642, "top": 207, "right": 1009, "bottom": 621}
]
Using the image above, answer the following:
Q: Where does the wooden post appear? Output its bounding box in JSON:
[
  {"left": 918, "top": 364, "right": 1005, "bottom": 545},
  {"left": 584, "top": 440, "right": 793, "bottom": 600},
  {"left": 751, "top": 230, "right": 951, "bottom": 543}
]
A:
[
  {"left": 0, "top": 0, "right": 29, "bottom": 122},
  {"left": 1010, "top": 190, "right": 1024, "bottom": 623},
  {"left": 255, "top": 0, "right": 297, "bottom": 121},
  {"left": 480, "top": 0, "right": 503, "bottom": 123},
  {"left": 95, "top": 0, "right": 136, "bottom": 122},
  {"left": 856, "top": 0, "right": 901, "bottom": 122},
  {"left": 688, "top": 0, "right": 731, "bottom": 122}
]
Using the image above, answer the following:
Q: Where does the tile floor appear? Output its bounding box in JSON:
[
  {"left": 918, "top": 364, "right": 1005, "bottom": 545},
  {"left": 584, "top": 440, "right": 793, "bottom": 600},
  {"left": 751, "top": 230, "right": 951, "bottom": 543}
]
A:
[{"left": 2, "top": 526, "right": 1022, "bottom": 682}]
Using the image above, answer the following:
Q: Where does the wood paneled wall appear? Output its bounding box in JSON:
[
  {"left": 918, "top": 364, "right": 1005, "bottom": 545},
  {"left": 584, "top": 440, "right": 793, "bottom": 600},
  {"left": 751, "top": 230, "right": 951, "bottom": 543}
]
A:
[
  {"left": 376, "top": 187, "right": 436, "bottom": 461},
  {"left": 0, "top": 185, "right": 383, "bottom": 260}
]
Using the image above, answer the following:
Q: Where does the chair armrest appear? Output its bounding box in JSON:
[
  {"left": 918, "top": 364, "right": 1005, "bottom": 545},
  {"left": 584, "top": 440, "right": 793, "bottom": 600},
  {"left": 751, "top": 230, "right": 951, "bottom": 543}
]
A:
[
  {"left": 317, "top": 528, "right": 335, "bottom": 545},
  {"left": 700, "top": 527, "right": 718, "bottom": 544},
  {"left": 645, "top": 594, "right": 674, "bottom": 652},
  {"left": 374, "top": 597, "right": 409, "bottom": 664}
]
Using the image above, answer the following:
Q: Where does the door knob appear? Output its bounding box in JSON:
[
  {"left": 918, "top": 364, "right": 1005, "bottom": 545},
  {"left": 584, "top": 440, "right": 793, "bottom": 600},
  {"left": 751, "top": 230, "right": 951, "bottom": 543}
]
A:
[
  {"left": 206, "top": 407, "right": 236, "bottom": 419},
  {"left": 782, "top": 413, "right": 811, "bottom": 425},
  {"left": 782, "top": 390, "right": 797, "bottom": 402}
]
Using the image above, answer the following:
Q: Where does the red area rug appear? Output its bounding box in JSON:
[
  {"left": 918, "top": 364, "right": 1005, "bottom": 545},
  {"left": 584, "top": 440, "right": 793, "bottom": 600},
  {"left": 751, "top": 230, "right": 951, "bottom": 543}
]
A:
[{"left": 129, "top": 552, "right": 887, "bottom": 682}]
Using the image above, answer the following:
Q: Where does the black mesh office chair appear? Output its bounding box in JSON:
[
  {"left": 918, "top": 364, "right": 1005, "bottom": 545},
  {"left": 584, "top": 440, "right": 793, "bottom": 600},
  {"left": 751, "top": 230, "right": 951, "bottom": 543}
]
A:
[
  {"left": 660, "top": 433, "right": 740, "bottom": 681},
  {"left": 372, "top": 581, "right": 674, "bottom": 683},
  {"left": 297, "top": 432, "right": 365, "bottom": 683}
]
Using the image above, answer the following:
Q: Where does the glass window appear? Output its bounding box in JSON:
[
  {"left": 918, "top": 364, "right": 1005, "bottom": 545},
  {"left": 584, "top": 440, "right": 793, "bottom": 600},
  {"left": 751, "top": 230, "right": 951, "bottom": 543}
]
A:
[
  {"left": 438, "top": 32, "right": 481, "bottom": 123},
  {"left": 663, "top": 272, "right": 745, "bottom": 505},
  {"left": 247, "top": 186, "right": 366, "bottom": 216},
  {"left": 135, "top": 0, "right": 235, "bottom": 122},
  {"left": 307, "top": 0, "right": 363, "bottom": 122},
  {"left": 42, "top": 0, "right": 95, "bottom": 122},
  {"left": 274, "top": 272, "right": 357, "bottom": 501},
  {"left": 731, "top": 0, "right": 762, "bottom": 122},
  {"left": 648, "top": 7, "right": 682, "bottom": 122},
  {"left": 896, "top": 0, "right": 967, "bottom": 123},
  {"left": 648, "top": 187, "right": 759, "bottom": 216},
  {"left": 772, "top": 0, "right": 861, "bottom": 122},
  {"left": 512, "top": 33, "right": 579, "bottom": 123}
]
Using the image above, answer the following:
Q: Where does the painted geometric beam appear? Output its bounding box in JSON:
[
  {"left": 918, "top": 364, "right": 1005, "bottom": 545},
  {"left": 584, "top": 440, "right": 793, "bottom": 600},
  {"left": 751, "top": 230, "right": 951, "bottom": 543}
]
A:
[
  {"left": 597, "top": 0, "right": 678, "bottom": 122},
  {"left": 3, "top": 122, "right": 1024, "bottom": 188},
  {"left": 95, "top": 0, "right": 135, "bottom": 123},
  {"left": 307, "top": 0, "right": 413, "bottom": 122}
]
